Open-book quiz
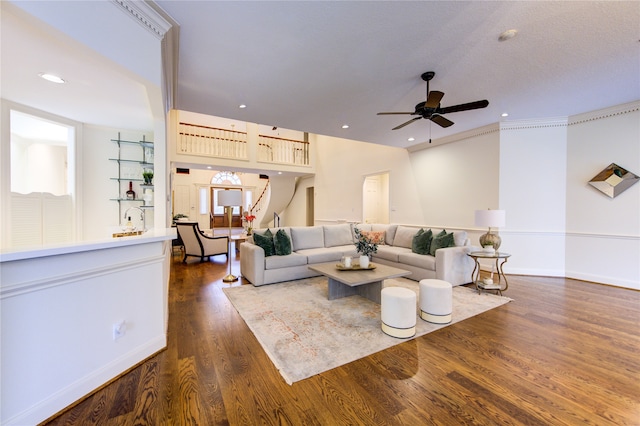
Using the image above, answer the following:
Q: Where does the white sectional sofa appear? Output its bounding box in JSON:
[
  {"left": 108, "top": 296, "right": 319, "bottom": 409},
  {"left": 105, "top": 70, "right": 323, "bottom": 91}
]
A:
[{"left": 240, "top": 223, "right": 475, "bottom": 287}]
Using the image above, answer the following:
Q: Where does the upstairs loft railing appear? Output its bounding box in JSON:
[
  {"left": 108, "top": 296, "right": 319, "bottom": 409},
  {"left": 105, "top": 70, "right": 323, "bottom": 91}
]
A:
[
  {"left": 178, "top": 122, "right": 310, "bottom": 167},
  {"left": 258, "top": 134, "right": 309, "bottom": 166},
  {"left": 178, "top": 122, "right": 248, "bottom": 159}
]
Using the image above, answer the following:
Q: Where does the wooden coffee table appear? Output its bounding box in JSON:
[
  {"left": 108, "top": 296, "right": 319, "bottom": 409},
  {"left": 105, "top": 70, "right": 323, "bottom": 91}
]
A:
[{"left": 308, "top": 262, "right": 411, "bottom": 303}]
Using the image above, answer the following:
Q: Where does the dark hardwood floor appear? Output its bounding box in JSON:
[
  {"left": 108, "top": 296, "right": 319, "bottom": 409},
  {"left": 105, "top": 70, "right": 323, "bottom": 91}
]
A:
[{"left": 43, "top": 249, "right": 640, "bottom": 425}]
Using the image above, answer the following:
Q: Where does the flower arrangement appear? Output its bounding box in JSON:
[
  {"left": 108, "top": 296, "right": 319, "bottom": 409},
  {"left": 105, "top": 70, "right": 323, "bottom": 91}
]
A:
[
  {"left": 244, "top": 214, "right": 256, "bottom": 235},
  {"left": 354, "top": 227, "right": 378, "bottom": 258}
]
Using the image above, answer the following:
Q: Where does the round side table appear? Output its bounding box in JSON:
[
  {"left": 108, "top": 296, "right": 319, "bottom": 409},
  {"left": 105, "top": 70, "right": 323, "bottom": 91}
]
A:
[{"left": 467, "top": 251, "right": 511, "bottom": 295}]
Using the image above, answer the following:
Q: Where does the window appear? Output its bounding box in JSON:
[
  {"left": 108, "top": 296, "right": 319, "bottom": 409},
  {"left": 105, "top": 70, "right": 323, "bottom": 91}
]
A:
[{"left": 211, "top": 171, "right": 241, "bottom": 185}]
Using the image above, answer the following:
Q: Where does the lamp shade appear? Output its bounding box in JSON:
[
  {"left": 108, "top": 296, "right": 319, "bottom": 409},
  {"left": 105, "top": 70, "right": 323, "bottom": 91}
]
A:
[
  {"left": 218, "top": 190, "right": 242, "bottom": 207},
  {"left": 475, "top": 209, "right": 506, "bottom": 228}
]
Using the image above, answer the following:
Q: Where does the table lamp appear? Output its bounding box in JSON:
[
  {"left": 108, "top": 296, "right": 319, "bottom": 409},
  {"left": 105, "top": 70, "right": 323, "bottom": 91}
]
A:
[
  {"left": 474, "top": 209, "right": 506, "bottom": 251},
  {"left": 218, "top": 189, "right": 243, "bottom": 282}
]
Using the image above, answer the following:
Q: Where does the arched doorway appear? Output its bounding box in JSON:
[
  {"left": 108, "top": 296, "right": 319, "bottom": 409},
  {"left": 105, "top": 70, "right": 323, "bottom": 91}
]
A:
[{"left": 362, "top": 172, "right": 389, "bottom": 224}]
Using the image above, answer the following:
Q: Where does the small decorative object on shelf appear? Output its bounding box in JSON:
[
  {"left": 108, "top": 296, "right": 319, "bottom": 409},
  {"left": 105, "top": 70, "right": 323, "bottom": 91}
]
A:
[
  {"left": 142, "top": 169, "right": 154, "bottom": 185},
  {"left": 126, "top": 181, "right": 136, "bottom": 199}
]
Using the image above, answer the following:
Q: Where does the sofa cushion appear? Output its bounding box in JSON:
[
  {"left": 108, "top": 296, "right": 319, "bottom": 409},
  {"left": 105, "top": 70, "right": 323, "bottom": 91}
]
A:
[
  {"left": 373, "top": 224, "right": 397, "bottom": 245},
  {"left": 374, "top": 245, "right": 408, "bottom": 263},
  {"left": 398, "top": 251, "right": 436, "bottom": 271},
  {"left": 274, "top": 229, "right": 292, "bottom": 255},
  {"left": 412, "top": 228, "right": 433, "bottom": 254},
  {"left": 393, "top": 226, "right": 419, "bottom": 248},
  {"left": 265, "top": 252, "right": 308, "bottom": 269},
  {"left": 452, "top": 231, "right": 468, "bottom": 247},
  {"left": 323, "top": 224, "right": 354, "bottom": 247},
  {"left": 361, "top": 230, "right": 386, "bottom": 245},
  {"left": 254, "top": 229, "right": 275, "bottom": 257},
  {"left": 297, "top": 247, "right": 345, "bottom": 263},
  {"left": 430, "top": 231, "right": 455, "bottom": 255},
  {"left": 290, "top": 226, "right": 324, "bottom": 251}
]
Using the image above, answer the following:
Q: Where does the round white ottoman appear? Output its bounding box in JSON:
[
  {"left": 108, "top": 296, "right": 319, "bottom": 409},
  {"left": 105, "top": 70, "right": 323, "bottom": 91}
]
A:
[
  {"left": 419, "top": 279, "right": 452, "bottom": 324},
  {"left": 381, "top": 287, "right": 416, "bottom": 338}
]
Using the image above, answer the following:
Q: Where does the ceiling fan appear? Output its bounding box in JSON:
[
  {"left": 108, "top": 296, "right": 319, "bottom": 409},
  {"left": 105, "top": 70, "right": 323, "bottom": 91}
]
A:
[{"left": 377, "top": 71, "right": 489, "bottom": 130}]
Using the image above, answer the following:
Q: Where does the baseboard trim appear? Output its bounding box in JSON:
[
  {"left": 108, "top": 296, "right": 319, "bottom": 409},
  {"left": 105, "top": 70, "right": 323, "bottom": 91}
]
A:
[{"left": 6, "top": 336, "right": 166, "bottom": 426}]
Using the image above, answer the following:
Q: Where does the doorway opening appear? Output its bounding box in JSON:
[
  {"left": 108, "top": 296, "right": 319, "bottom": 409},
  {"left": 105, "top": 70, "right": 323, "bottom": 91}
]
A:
[{"left": 362, "top": 173, "right": 389, "bottom": 224}]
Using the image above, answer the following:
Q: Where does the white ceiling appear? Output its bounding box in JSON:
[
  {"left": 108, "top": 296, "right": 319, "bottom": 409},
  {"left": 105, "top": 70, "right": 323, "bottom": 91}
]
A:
[{"left": 2, "top": 1, "right": 639, "bottom": 149}]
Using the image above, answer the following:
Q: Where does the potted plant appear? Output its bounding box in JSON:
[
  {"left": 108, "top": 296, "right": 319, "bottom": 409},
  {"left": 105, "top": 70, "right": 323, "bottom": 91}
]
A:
[
  {"left": 142, "top": 169, "right": 154, "bottom": 185},
  {"left": 354, "top": 227, "right": 378, "bottom": 268}
]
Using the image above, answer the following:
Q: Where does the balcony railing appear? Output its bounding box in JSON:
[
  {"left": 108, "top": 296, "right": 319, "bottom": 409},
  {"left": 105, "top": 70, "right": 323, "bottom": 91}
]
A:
[
  {"left": 258, "top": 134, "right": 309, "bottom": 166},
  {"left": 177, "top": 121, "right": 310, "bottom": 167},
  {"left": 178, "top": 122, "right": 247, "bottom": 159}
]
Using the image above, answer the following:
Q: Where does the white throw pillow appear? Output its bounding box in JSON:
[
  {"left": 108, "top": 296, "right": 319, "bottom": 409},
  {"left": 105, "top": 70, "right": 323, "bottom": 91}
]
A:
[{"left": 392, "top": 226, "right": 419, "bottom": 248}]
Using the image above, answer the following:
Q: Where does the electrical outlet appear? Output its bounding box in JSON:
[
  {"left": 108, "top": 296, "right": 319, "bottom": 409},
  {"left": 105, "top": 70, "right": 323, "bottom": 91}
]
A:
[{"left": 113, "top": 321, "right": 126, "bottom": 341}]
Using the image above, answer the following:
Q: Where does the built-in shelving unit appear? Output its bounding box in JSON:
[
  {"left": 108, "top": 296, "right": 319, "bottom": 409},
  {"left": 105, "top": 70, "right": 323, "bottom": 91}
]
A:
[{"left": 110, "top": 134, "right": 154, "bottom": 223}]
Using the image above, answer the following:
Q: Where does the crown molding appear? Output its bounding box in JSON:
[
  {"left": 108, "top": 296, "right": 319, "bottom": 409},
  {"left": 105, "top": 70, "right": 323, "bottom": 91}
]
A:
[
  {"left": 406, "top": 122, "right": 500, "bottom": 153},
  {"left": 500, "top": 116, "right": 568, "bottom": 131},
  {"left": 568, "top": 101, "right": 640, "bottom": 126},
  {"left": 110, "top": 0, "right": 172, "bottom": 40}
]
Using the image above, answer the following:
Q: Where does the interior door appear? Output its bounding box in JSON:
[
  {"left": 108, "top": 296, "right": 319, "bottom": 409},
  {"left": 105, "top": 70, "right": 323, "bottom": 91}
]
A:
[{"left": 363, "top": 173, "right": 389, "bottom": 224}]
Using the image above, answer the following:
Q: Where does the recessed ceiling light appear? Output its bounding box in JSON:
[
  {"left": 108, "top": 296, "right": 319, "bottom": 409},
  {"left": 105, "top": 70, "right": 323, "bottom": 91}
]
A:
[
  {"left": 498, "top": 29, "right": 518, "bottom": 42},
  {"left": 277, "top": 171, "right": 283, "bottom": 175},
  {"left": 341, "top": 124, "right": 349, "bottom": 129},
  {"left": 39, "top": 73, "right": 65, "bottom": 84},
  {"left": 239, "top": 104, "right": 247, "bottom": 109},
  {"left": 407, "top": 137, "right": 415, "bottom": 142},
  {"left": 207, "top": 166, "right": 212, "bottom": 169},
  {"left": 501, "top": 113, "right": 509, "bottom": 117}
]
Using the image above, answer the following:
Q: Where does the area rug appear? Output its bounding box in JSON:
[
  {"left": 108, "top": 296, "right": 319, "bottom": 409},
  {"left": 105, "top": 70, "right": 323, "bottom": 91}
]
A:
[{"left": 223, "top": 276, "right": 512, "bottom": 384}]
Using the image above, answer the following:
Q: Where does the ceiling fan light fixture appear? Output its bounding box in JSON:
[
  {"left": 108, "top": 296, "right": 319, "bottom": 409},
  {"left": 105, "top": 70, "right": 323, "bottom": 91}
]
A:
[
  {"left": 39, "top": 73, "right": 65, "bottom": 84},
  {"left": 498, "top": 29, "right": 518, "bottom": 42}
]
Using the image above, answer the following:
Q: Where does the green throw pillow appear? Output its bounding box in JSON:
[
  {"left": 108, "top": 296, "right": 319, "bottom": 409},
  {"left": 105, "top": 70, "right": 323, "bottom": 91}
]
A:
[
  {"left": 411, "top": 228, "right": 433, "bottom": 255},
  {"left": 429, "top": 231, "right": 455, "bottom": 256},
  {"left": 274, "top": 229, "right": 292, "bottom": 256},
  {"left": 254, "top": 229, "right": 275, "bottom": 257}
]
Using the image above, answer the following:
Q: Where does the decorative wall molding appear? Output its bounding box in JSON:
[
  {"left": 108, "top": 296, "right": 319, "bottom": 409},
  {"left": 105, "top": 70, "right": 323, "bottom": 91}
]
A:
[
  {"left": 568, "top": 101, "right": 640, "bottom": 126},
  {"left": 110, "top": 0, "right": 172, "bottom": 39},
  {"left": 0, "top": 254, "right": 166, "bottom": 299},
  {"left": 407, "top": 123, "right": 500, "bottom": 153},
  {"left": 409, "top": 101, "right": 639, "bottom": 153},
  {"left": 500, "top": 117, "right": 568, "bottom": 131}
]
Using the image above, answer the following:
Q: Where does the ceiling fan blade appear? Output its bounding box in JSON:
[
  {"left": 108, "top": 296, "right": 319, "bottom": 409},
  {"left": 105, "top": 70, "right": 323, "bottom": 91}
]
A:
[
  {"left": 377, "top": 112, "right": 414, "bottom": 115},
  {"left": 430, "top": 114, "right": 454, "bottom": 128},
  {"left": 438, "top": 99, "right": 489, "bottom": 114},
  {"left": 425, "top": 90, "right": 444, "bottom": 108},
  {"left": 392, "top": 117, "right": 421, "bottom": 130}
]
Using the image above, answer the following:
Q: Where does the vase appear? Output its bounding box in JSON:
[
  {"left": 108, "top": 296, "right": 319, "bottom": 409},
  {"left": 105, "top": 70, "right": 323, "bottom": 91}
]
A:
[{"left": 359, "top": 255, "right": 370, "bottom": 269}]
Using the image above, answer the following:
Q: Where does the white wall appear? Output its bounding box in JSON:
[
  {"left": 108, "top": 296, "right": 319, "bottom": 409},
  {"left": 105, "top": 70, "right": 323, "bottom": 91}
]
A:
[
  {"left": 565, "top": 104, "right": 640, "bottom": 288},
  {"left": 499, "top": 119, "right": 568, "bottom": 277},
  {"left": 409, "top": 127, "right": 500, "bottom": 230},
  {"left": 311, "top": 133, "right": 423, "bottom": 225}
]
